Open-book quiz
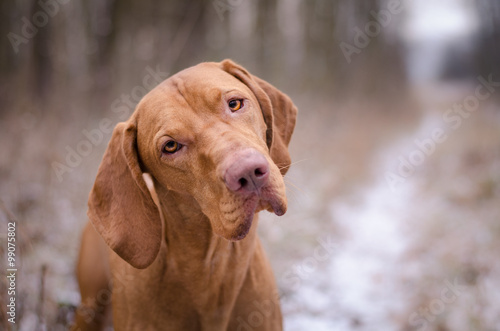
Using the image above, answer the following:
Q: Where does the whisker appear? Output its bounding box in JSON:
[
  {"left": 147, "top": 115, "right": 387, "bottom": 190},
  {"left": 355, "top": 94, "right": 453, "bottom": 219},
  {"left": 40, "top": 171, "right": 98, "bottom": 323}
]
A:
[
  {"left": 277, "top": 158, "right": 309, "bottom": 171},
  {"left": 282, "top": 177, "right": 305, "bottom": 207},
  {"left": 284, "top": 177, "right": 304, "bottom": 194},
  {"left": 285, "top": 186, "right": 302, "bottom": 205}
]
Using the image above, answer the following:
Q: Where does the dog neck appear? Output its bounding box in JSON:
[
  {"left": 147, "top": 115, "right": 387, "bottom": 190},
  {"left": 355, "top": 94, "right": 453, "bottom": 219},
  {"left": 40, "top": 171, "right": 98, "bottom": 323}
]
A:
[{"left": 154, "top": 185, "right": 258, "bottom": 268}]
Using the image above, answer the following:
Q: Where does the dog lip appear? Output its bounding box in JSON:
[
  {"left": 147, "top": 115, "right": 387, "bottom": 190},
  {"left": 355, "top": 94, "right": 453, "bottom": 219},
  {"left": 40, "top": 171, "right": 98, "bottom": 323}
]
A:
[
  {"left": 259, "top": 186, "right": 287, "bottom": 216},
  {"left": 272, "top": 205, "right": 286, "bottom": 216},
  {"left": 223, "top": 186, "right": 286, "bottom": 241},
  {"left": 264, "top": 199, "right": 286, "bottom": 216},
  {"left": 229, "top": 213, "right": 254, "bottom": 241}
]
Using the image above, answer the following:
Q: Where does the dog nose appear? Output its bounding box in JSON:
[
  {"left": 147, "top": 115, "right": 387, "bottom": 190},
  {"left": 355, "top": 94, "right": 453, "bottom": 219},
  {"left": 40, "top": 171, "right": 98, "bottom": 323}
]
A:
[{"left": 224, "top": 151, "right": 270, "bottom": 193}]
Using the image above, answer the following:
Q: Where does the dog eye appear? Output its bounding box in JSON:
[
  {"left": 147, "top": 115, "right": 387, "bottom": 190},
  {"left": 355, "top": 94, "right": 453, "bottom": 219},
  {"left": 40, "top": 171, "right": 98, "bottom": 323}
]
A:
[
  {"left": 162, "top": 140, "right": 182, "bottom": 154},
  {"left": 228, "top": 99, "right": 243, "bottom": 112}
]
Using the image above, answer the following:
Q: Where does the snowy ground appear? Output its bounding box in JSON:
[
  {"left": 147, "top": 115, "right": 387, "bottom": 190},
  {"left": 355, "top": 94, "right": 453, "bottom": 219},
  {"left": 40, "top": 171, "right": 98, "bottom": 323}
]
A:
[
  {"left": 279, "top": 118, "right": 421, "bottom": 331},
  {"left": 1, "top": 81, "right": 499, "bottom": 330},
  {"left": 259, "top": 82, "right": 500, "bottom": 330}
]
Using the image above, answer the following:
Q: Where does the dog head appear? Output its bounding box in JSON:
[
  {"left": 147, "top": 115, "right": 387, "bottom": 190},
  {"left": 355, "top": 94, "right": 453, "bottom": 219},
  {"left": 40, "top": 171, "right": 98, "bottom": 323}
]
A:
[{"left": 88, "top": 60, "right": 297, "bottom": 268}]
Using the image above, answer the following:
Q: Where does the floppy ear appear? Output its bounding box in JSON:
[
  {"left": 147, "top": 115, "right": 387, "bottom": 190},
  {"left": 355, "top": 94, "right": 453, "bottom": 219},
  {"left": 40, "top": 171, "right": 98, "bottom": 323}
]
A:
[
  {"left": 87, "top": 121, "right": 162, "bottom": 269},
  {"left": 220, "top": 59, "right": 298, "bottom": 175}
]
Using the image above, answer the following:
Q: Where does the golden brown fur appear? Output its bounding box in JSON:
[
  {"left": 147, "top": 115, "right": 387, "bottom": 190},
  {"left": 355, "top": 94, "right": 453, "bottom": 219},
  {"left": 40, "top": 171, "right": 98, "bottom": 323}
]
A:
[{"left": 73, "top": 59, "right": 297, "bottom": 331}]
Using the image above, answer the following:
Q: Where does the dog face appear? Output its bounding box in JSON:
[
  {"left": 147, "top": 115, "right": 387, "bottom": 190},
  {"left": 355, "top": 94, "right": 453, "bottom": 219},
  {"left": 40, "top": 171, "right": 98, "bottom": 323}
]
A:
[
  {"left": 136, "top": 63, "right": 288, "bottom": 241},
  {"left": 88, "top": 60, "right": 297, "bottom": 268}
]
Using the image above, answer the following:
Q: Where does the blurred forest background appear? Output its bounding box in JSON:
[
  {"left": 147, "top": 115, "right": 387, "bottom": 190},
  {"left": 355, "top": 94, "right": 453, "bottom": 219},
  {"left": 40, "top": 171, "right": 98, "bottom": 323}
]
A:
[{"left": 1, "top": 0, "right": 500, "bottom": 330}]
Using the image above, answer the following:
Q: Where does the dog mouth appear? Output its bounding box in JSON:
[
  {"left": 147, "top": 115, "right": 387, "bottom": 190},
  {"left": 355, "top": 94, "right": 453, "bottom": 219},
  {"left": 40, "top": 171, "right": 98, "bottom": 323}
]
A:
[
  {"left": 229, "top": 216, "right": 254, "bottom": 241},
  {"left": 261, "top": 194, "right": 287, "bottom": 216},
  {"left": 224, "top": 189, "right": 287, "bottom": 241}
]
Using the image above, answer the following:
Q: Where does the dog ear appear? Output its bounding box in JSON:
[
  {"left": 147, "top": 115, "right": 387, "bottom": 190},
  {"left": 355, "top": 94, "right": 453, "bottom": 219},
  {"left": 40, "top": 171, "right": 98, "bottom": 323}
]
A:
[
  {"left": 220, "top": 59, "right": 298, "bottom": 175},
  {"left": 87, "top": 121, "right": 162, "bottom": 269}
]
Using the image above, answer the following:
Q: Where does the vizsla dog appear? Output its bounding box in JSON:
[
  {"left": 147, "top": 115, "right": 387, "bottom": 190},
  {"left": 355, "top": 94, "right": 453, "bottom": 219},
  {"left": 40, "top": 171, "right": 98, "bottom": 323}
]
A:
[{"left": 73, "top": 59, "right": 297, "bottom": 330}]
